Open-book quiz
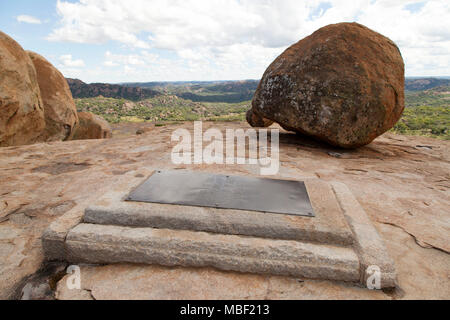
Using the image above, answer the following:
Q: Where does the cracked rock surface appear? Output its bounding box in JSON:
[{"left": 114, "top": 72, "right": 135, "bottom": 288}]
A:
[{"left": 0, "top": 121, "right": 448, "bottom": 299}]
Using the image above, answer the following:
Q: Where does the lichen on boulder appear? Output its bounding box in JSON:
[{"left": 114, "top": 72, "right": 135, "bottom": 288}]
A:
[{"left": 249, "top": 22, "right": 405, "bottom": 148}]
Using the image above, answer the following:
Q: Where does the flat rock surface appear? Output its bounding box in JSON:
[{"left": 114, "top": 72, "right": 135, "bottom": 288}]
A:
[
  {"left": 0, "top": 121, "right": 449, "bottom": 299},
  {"left": 56, "top": 264, "right": 388, "bottom": 300}
]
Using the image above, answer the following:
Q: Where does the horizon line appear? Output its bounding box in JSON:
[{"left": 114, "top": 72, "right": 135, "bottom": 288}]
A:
[{"left": 66, "top": 76, "right": 450, "bottom": 85}]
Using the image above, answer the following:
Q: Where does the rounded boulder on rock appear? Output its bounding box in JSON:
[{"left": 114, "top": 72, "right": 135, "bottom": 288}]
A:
[
  {"left": 28, "top": 51, "right": 79, "bottom": 142},
  {"left": 71, "top": 112, "right": 112, "bottom": 140},
  {"left": 0, "top": 31, "right": 45, "bottom": 147},
  {"left": 249, "top": 22, "right": 405, "bottom": 148}
]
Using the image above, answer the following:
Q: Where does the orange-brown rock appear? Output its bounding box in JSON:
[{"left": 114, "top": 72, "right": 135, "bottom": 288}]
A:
[
  {"left": 246, "top": 108, "right": 273, "bottom": 128},
  {"left": 249, "top": 23, "right": 405, "bottom": 148},
  {"left": 0, "top": 31, "right": 45, "bottom": 147},
  {"left": 28, "top": 51, "right": 78, "bottom": 141},
  {"left": 71, "top": 112, "right": 112, "bottom": 140},
  {"left": 0, "top": 122, "right": 448, "bottom": 299}
]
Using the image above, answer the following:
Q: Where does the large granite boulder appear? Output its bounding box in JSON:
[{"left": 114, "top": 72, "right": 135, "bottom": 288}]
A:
[
  {"left": 249, "top": 23, "right": 405, "bottom": 148},
  {"left": 71, "top": 112, "right": 112, "bottom": 140},
  {"left": 0, "top": 31, "right": 45, "bottom": 147},
  {"left": 28, "top": 51, "right": 79, "bottom": 141}
]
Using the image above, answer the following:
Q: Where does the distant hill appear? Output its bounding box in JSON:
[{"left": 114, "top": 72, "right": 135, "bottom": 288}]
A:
[
  {"left": 66, "top": 78, "right": 159, "bottom": 101},
  {"left": 428, "top": 85, "right": 450, "bottom": 92},
  {"left": 123, "top": 80, "right": 259, "bottom": 103},
  {"left": 121, "top": 80, "right": 258, "bottom": 89},
  {"left": 68, "top": 78, "right": 450, "bottom": 102},
  {"left": 405, "top": 78, "right": 450, "bottom": 91},
  {"left": 125, "top": 78, "right": 450, "bottom": 98},
  {"left": 121, "top": 81, "right": 216, "bottom": 89}
]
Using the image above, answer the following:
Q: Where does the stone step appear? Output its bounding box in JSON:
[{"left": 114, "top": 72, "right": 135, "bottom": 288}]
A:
[
  {"left": 83, "top": 178, "right": 355, "bottom": 246},
  {"left": 65, "top": 223, "right": 361, "bottom": 283}
]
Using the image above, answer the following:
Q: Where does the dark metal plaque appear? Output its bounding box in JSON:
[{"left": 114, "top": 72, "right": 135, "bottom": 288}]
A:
[{"left": 126, "top": 170, "right": 315, "bottom": 217}]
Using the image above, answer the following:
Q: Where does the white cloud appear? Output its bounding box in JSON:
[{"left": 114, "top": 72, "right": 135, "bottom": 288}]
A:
[
  {"left": 103, "top": 60, "right": 119, "bottom": 67},
  {"left": 17, "top": 15, "right": 42, "bottom": 24},
  {"left": 48, "top": 0, "right": 450, "bottom": 80},
  {"left": 59, "top": 54, "right": 85, "bottom": 67},
  {"left": 103, "top": 51, "right": 147, "bottom": 67}
]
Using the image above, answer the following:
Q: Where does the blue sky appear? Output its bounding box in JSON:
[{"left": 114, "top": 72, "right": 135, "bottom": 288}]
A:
[{"left": 1, "top": 0, "right": 449, "bottom": 83}]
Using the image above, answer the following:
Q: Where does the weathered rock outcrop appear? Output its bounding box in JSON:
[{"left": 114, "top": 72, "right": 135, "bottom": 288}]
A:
[
  {"left": 71, "top": 112, "right": 112, "bottom": 140},
  {"left": 246, "top": 108, "right": 273, "bottom": 128},
  {"left": 28, "top": 51, "right": 78, "bottom": 141},
  {"left": 249, "top": 23, "right": 405, "bottom": 148},
  {"left": 0, "top": 31, "right": 45, "bottom": 147}
]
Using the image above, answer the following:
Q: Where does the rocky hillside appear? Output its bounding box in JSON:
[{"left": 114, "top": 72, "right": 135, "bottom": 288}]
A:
[
  {"left": 405, "top": 78, "right": 450, "bottom": 91},
  {"left": 66, "top": 78, "right": 159, "bottom": 101},
  {"left": 122, "top": 80, "right": 259, "bottom": 103},
  {"left": 174, "top": 80, "right": 258, "bottom": 103},
  {"left": 122, "top": 80, "right": 258, "bottom": 92},
  {"left": 74, "top": 96, "right": 249, "bottom": 123},
  {"left": 69, "top": 78, "right": 450, "bottom": 103}
]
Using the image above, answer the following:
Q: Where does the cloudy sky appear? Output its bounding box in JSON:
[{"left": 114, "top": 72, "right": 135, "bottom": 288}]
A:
[{"left": 1, "top": 0, "right": 449, "bottom": 83}]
